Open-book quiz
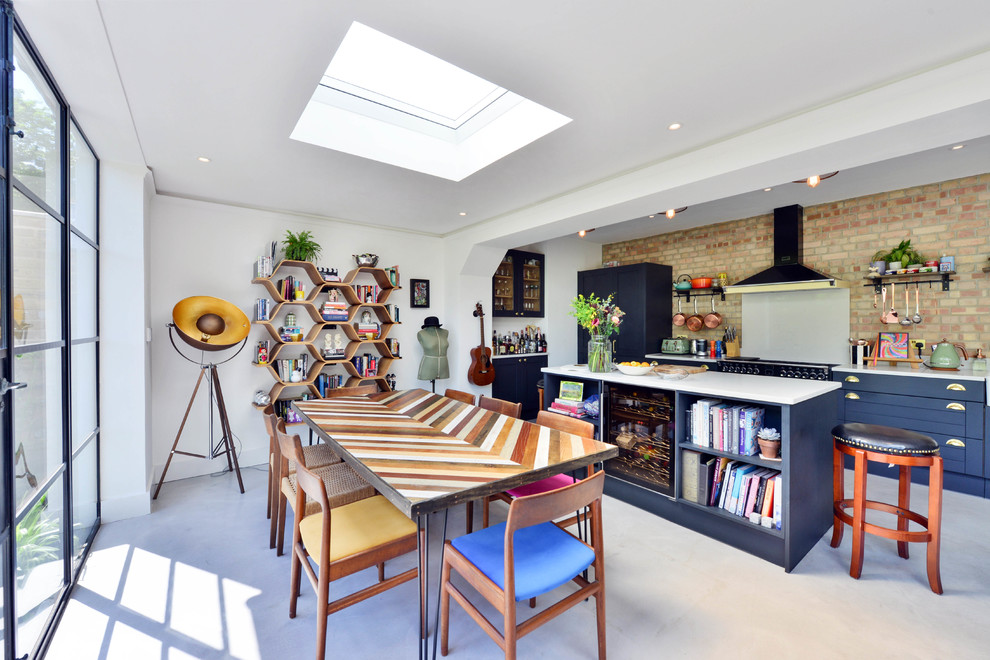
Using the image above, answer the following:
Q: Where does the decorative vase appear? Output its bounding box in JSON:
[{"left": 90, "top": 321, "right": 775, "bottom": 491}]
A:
[
  {"left": 758, "top": 438, "right": 781, "bottom": 459},
  {"left": 871, "top": 260, "right": 887, "bottom": 275},
  {"left": 587, "top": 337, "right": 612, "bottom": 373}
]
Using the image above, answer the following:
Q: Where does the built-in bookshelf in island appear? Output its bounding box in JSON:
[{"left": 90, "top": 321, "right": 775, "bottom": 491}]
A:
[{"left": 251, "top": 260, "right": 401, "bottom": 419}]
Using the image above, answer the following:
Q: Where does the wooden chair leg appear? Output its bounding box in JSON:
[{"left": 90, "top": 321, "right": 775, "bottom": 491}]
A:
[
  {"left": 829, "top": 444, "right": 844, "bottom": 548},
  {"left": 378, "top": 562, "right": 385, "bottom": 582},
  {"left": 266, "top": 460, "right": 273, "bottom": 520},
  {"left": 504, "top": 595, "right": 518, "bottom": 660},
  {"left": 315, "top": 572, "right": 330, "bottom": 660},
  {"left": 595, "top": 589, "right": 607, "bottom": 660},
  {"left": 927, "top": 457, "right": 944, "bottom": 595},
  {"left": 850, "top": 450, "right": 867, "bottom": 579},
  {"left": 482, "top": 495, "right": 491, "bottom": 528},
  {"left": 897, "top": 465, "right": 911, "bottom": 560},
  {"left": 289, "top": 546, "right": 301, "bottom": 618},
  {"left": 465, "top": 501, "right": 473, "bottom": 534},
  {"left": 440, "top": 551, "right": 452, "bottom": 656},
  {"left": 276, "top": 490, "right": 288, "bottom": 556}
]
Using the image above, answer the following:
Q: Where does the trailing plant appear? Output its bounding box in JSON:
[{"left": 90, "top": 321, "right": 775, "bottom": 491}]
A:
[
  {"left": 16, "top": 496, "right": 60, "bottom": 587},
  {"left": 281, "top": 230, "right": 322, "bottom": 262},
  {"left": 872, "top": 238, "right": 925, "bottom": 266}
]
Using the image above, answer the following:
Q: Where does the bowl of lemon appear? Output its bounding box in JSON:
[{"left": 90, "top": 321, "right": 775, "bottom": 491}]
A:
[{"left": 615, "top": 361, "right": 653, "bottom": 376}]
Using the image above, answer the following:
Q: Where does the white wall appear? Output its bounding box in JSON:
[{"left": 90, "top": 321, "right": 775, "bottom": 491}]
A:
[
  {"left": 99, "top": 163, "right": 155, "bottom": 521},
  {"left": 148, "top": 196, "right": 446, "bottom": 483}
]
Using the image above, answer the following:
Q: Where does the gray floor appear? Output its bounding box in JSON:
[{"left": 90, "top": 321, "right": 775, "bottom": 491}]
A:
[{"left": 48, "top": 463, "right": 990, "bottom": 659}]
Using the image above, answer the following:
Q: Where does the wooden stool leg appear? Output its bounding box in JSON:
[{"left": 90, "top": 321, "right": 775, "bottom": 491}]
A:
[
  {"left": 830, "top": 443, "right": 844, "bottom": 548},
  {"left": 927, "top": 457, "right": 944, "bottom": 595},
  {"left": 850, "top": 450, "right": 867, "bottom": 579},
  {"left": 897, "top": 465, "right": 911, "bottom": 560}
]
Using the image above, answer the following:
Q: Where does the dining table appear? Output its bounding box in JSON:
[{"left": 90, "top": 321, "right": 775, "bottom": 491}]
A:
[{"left": 292, "top": 387, "right": 618, "bottom": 659}]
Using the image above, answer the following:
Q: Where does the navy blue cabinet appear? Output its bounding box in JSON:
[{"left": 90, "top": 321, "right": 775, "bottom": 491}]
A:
[
  {"left": 833, "top": 370, "right": 986, "bottom": 497},
  {"left": 492, "top": 355, "right": 547, "bottom": 420}
]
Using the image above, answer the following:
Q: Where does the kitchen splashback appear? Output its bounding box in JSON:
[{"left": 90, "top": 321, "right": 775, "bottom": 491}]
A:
[{"left": 740, "top": 288, "right": 850, "bottom": 364}]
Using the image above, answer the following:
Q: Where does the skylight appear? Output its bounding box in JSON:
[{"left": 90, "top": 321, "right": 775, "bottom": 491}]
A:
[{"left": 291, "top": 22, "right": 571, "bottom": 181}]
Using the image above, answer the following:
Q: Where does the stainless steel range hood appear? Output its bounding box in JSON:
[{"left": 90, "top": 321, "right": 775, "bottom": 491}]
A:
[{"left": 723, "top": 204, "right": 850, "bottom": 293}]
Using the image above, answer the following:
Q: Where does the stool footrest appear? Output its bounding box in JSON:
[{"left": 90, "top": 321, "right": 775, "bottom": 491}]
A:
[{"left": 834, "top": 500, "right": 933, "bottom": 543}]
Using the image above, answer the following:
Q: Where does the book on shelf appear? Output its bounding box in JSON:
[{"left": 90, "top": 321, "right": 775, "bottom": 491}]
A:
[
  {"left": 741, "top": 468, "right": 775, "bottom": 517},
  {"left": 254, "top": 255, "right": 273, "bottom": 279},
  {"left": 741, "top": 407, "right": 766, "bottom": 456},
  {"left": 761, "top": 476, "right": 776, "bottom": 526},
  {"left": 548, "top": 403, "right": 587, "bottom": 418},
  {"left": 255, "top": 297, "right": 273, "bottom": 321},
  {"left": 681, "top": 449, "right": 701, "bottom": 503},
  {"left": 726, "top": 463, "right": 759, "bottom": 513},
  {"left": 698, "top": 455, "right": 717, "bottom": 506},
  {"left": 772, "top": 474, "right": 783, "bottom": 530},
  {"left": 552, "top": 397, "right": 584, "bottom": 413},
  {"left": 559, "top": 381, "right": 584, "bottom": 401}
]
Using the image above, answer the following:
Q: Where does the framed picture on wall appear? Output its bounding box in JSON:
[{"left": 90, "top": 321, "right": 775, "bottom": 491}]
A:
[{"left": 410, "top": 279, "right": 430, "bottom": 308}]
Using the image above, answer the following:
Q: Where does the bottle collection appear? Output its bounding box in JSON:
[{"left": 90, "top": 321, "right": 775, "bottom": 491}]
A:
[{"left": 492, "top": 326, "right": 547, "bottom": 355}]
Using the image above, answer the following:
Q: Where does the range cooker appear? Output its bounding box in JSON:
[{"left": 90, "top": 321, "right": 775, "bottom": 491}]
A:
[{"left": 717, "top": 357, "right": 834, "bottom": 380}]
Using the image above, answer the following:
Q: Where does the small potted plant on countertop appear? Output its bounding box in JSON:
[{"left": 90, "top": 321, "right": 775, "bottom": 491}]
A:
[{"left": 757, "top": 427, "right": 782, "bottom": 459}]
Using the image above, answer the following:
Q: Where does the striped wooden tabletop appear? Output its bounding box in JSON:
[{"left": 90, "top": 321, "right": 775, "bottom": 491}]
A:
[{"left": 293, "top": 389, "right": 616, "bottom": 517}]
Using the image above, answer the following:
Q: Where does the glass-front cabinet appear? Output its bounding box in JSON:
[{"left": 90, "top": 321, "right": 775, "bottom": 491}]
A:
[{"left": 492, "top": 249, "right": 544, "bottom": 318}]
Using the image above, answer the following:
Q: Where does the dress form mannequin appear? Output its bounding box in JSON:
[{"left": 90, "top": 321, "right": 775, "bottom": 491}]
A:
[{"left": 417, "top": 317, "right": 450, "bottom": 390}]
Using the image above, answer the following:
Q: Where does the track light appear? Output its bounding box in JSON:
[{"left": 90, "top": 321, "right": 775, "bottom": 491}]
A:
[
  {"left": 793, "top": 171, "right": 838, "bottom": 187},
  {"left": 665, "top": 207, "right": 688, "bottom": 219}
]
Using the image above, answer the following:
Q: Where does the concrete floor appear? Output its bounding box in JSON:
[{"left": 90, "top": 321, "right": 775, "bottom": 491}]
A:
[{"left": 47, "top": 463, "right": 990, "bottom": 659}]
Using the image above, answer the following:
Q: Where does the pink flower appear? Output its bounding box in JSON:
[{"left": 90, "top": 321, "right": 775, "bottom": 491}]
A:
[
  {"left": 612, "top": 315, "right": 621, "bottom": 325},
  {"left": 591, "top": 318, "right": 600, "bottom": 327}
]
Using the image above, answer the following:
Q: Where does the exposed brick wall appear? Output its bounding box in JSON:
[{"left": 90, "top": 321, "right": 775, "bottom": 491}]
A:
[{"left": 601, "top": 173, "right": 990, "bottom": 353}]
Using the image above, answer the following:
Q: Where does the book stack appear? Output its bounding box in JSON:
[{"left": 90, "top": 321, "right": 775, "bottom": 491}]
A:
[
  {"left": 354, "top": 284, "right": 382, "bottom": 303},
  {"left": 255, "top": 298, "right": 273, "bottom": 321},
  {"left": 383, "top": 304, "right": 400, "bottom": 323},
  {"left": 680, "top": 450, "right": 717, "bottom": 505},
  {"left": 706, "top": 457, "right": 782, "bottom": 530},
  {"left": 272, "top": 356, "right": 308, "bottom": 381},
  {"left": 549, "top": 397, "right": 586, "bottom": 418},
  {"left": 275, "top": 276, "right": 305, "bottom": 300},
  {"left": 688, "top": 399, "right": 765, "bottom": 455},
  {"left": 315, "top": 373, "right": 344, "bottom": 397},
  {"left": 385, "top": 338, "right": 400, "bottom": 357},
  {"left": 321, "top": 300, "right": 348, "bottom": 322},
  {"left": 355, "top": 322, "right": 380, "bottom": 339},
  {"left": 254, "top": 255, "right": 273, "bottom": 279},
  {"left": 384, "top": 266, "right": 400, "bottom": 286},
  {"left": 352, "top": 354, "right": 378, "bottom": 377}
]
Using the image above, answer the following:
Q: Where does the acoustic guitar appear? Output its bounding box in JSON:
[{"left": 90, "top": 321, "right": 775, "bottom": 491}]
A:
[{"left": 468, "top": 302, "right": 496, "bottom": 386}]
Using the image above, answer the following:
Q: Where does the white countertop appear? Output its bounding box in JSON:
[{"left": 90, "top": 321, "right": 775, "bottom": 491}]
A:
[
  {"left": 644, "top": 353, "right": 718, "bottom": 363},
  {"left": 833, "top": 362, "right": 988, "bottom": 382},
  {"left": 543, "top": 364, "right": 840, "bottom": 406}
]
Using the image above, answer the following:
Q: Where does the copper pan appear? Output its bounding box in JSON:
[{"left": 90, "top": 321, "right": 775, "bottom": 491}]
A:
[
  {"left": 703, "top": 297, "right": 723, "bottom": 329},
  {"left": 686, "top": 298, "right": 704, "bottom": 332},
  {"left": 673, "top": 297, "right": 687, "bottom": 326}
]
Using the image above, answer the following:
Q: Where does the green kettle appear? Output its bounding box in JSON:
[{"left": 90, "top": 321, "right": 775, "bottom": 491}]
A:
[{"left": 930, "top": 338, "right": 968, "bottom": 369}]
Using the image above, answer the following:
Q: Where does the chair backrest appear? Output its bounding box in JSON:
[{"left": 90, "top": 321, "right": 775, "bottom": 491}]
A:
[
  {"left": 479, "top": 395, "right": 522, "bottom": 418},
  {"left": 505, "top": 470, "right": 604, "bottom": 534},
  {"left": 535, "top": 410, "right": 594, "bottom": 438},
  {"left": 326, "top": 384, "right": 380, "bottom": 397},
  {"left": 444, "top": 388, "right": 476, "bottom": 405},
  {"left": 276, "top": 427, "right": 330, "bottom": 510}
]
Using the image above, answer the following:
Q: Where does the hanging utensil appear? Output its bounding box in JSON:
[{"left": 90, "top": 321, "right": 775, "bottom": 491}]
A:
[
  {"left": 673, "top": 296, "right": 686, "bottom": 326},
  {"left": 686, "top": 297, "right": 704, "bottom": 332},
  {"left": 703, "top": 295, "right": 723, "bottom": 328},
  {"left": 873, "top": 287, "right": 878, "bottom": 309},
  {"left": 912, "top": 283, "right": 923, "bottom": 324},
  {"left": 900, "top": 285, "right": 913, "bottom": 326}
]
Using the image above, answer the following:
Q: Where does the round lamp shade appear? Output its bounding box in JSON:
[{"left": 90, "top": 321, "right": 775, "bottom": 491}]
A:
[{"left": 172, "top": 296, "right": 250, "bottom": 351}]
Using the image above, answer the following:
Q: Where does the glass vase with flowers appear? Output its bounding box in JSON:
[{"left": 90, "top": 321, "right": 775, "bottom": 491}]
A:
[{"left": 570, "top": 293, "right": 625, "bottom": 372}]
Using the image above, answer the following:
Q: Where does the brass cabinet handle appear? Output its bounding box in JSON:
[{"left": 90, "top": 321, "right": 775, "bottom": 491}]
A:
[
  {"left": 946, "top": 402, "right": 966, "bottom": 411},
  {"left": 946, "top": 383, "right": 966, "bottom": 391},
  {"left": 844, "top": 392, "right": 860, "bottom": 400},
  {"left": 844, "top": 376, "right": 860, "bottom": 383},
  {"left": 946, "top": 439, "right": 965, "bottom": 447}
]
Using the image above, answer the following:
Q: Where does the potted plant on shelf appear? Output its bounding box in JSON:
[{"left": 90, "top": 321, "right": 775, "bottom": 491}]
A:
[
  {"left": 757, "top": 427, "right": 782, "bottom": 459},
  {"left": 570, "top": 293, "right": 624, "bottom": 373},
  {"left": 281, "top": 230, "right": 322, "bottom": 263},
  {"left": 872, "top": 239, "right": 925, "bottom": 273}
]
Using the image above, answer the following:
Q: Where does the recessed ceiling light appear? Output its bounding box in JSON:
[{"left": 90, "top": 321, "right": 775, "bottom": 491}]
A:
[
  {"left": 764, "top": 187, "right": 772, "bottom": 192},
  {"left": 197, "top": 156, "right": 211, "bottom": 163},
  {"left": 951, "top": 144, "right": 965, "bottom": 150},
  {"left": 459, "top": 211, "right": 467, "bottom": 216},
  {"left": 648, "top": 214, "right": 655, "bottom": 219},
  {"left": 667, "top": 123, "right": 681, "bottom": 131}
]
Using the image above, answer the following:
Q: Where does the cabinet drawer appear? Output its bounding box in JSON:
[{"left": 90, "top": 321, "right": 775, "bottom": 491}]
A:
[
  {"left": 840, "top": 390, "right": 983, "bottom": 438},
  {"left": 835, "top": 371, "right": 984, "bottom": 402}
]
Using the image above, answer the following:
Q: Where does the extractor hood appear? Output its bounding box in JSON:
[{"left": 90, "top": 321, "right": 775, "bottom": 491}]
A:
[{"left": 723, "top": 204, "right": 850, "bottom": 293}]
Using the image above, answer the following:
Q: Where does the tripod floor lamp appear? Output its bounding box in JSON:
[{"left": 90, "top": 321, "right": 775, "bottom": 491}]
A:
[{"left": 154, "top": 296, "right": 250, "bottom": 499}]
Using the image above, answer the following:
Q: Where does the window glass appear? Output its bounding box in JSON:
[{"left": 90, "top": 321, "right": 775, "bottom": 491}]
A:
[
  {"left": 15, "top": 476, "right": 66, "bottom": 658},
  {"left": 71, "top": 342, "right": 98, "bottom": 451},
  {"left": 13, "top": 34, "right": 62, "bottom": 211},
  {"left": 70, "top": 121, "right": 97, "bottom": 240},
  {"left": 72, "top": 440, "right": 99, "bottom": 560},
  {"left": 70, "top": 234, "right": 97, "bottom": 338},
  {"left": 12, "top": 189, "right": 63, "bottom": 347},
  {"left": 12, "top": 347, "right": 64, "bottom": 511}
]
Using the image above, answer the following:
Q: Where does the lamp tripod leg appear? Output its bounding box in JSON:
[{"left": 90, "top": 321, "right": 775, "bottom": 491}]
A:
[
  {"left": 154, "top": 367, "right": 208, "bottom": 500},
  {"left": 211, "top": 365, "right": 245, "bottom": 494}
]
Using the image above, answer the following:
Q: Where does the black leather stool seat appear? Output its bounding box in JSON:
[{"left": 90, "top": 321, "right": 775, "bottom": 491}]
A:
[{"left": 831, "top": 422, "right": 939, "bottom": 456}]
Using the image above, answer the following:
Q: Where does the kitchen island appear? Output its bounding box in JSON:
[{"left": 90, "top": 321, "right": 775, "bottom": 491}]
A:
[{"left": 542, "top": 364, "right": 841, "bottom": 571}]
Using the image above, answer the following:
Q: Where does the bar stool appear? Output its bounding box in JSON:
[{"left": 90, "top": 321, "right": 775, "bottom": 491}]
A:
[{"left": 830, "top": 422, "right": 943, "bottom": 594}]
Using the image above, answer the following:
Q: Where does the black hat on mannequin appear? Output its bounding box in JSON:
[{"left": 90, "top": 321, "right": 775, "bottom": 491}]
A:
[{"left": 422, "top": 316, "right": 442, "bottom": 328}]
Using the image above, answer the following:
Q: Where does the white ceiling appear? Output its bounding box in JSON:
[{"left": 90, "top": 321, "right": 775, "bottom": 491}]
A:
[{"left": 15, "top": 1, "right": 990, "bottom": 247}]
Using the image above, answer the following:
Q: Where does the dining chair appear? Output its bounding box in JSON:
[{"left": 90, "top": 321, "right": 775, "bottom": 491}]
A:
[
  {"left": 273, "top": 420, "right": 376, "bottom": 555},
  {"left": 444, "top": 388, "right": 476, "bottom": 405},
  {"left": 439, "top": 471, "right": 606, "bottom": 659},
  {"left": 326, "top": 383, "right": 380, "bottom": 397},
  {"left": 285, "top": 433, "right": 423, "bottom": 660},
  {"left": 482, "top": 410, "right": 596, "bottom": 529},
  {"left": 263, "top": 406, "right": 340, "bottom": 524},
  {"left": 465, "top": 395, "right": 522, "bottom": 533},
  {"left": 478, "top": 395, "right": 522, "bottom": 418}
]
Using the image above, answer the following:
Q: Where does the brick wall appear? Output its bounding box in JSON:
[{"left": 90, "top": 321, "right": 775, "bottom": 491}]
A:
[{"left": 601, "top": 173, "right": 990, "bottom": 353}]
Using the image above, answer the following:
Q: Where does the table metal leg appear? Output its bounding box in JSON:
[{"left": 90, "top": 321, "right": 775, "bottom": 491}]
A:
[{"left": 432, "top": 510, "right": 449, "bottom": 660}]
